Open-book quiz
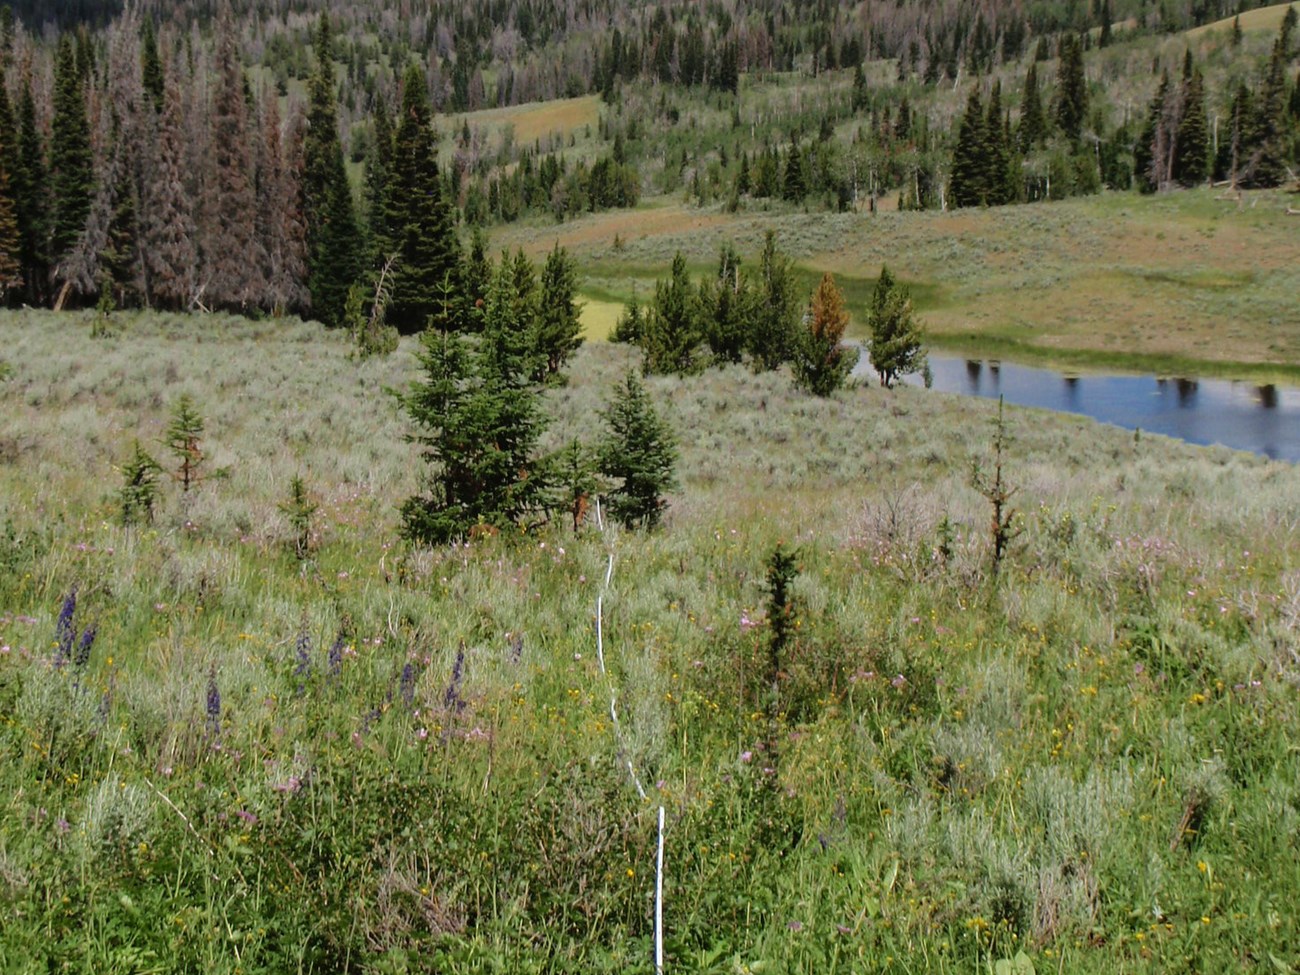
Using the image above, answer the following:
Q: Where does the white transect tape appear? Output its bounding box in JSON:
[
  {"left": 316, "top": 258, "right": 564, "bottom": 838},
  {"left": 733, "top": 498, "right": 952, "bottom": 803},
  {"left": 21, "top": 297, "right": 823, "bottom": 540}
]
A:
[{"left": 592, "top": 496, "right": 663, "bottom": 966}]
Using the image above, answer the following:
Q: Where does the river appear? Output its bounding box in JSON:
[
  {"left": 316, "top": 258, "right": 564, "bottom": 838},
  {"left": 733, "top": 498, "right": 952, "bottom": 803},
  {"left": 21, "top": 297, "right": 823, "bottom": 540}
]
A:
[{"left": 854, "top": 352, "right": 1300, "bottom": 462}]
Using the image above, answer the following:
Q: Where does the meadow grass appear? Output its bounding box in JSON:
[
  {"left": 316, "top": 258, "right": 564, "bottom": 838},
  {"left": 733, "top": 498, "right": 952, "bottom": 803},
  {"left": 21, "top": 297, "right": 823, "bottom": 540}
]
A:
[
  {"left": 434, "top": 95, "right": 605, "bottom": 171},
  {"left": 1187, "top": 0, "right": 1300, "bottom": 38},
  {"left": 502, "top": 187, "right": 1300, "bottom": 380},
  {"left": 1, "top": 309, "right": 1299, "bottom": 973}
]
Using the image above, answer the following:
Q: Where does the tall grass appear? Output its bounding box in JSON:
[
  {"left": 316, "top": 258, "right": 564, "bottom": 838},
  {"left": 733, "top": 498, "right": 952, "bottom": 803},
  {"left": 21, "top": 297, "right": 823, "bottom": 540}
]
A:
[{"left": 1, "top": 309, "right": 1297, "bottom": 972}]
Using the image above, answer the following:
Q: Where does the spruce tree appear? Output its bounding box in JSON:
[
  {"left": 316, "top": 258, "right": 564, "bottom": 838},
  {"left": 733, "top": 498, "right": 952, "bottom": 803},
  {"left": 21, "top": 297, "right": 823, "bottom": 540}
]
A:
[
  {"left": 303, "top": 14, "right": 362, "bottom": 325},
  {"left": 748, "top": 230, "right": 800, "bottom": 371},
  {"left": 985, "top": 80, "right": 1017, "bottom": 205},
  {"left": 1133, "top": 73, "right": 1168, "bottom": 193},
  {"left": 471, "top": 259, "right": 548, "bottom": 522},
  {"left": 867, "top": 265, "right": 926, "bottom": 388},
  {"left": 852, "top": 63, "right": 869, "bottom": 112},
  {"left": 611, "top": 287, "right": 644, "bottom": 344},
  {"left": 1054, "top": 34, "right": 1088, "bottom": 143},
  {"left": 1241, "top": 32, "right": 1290, "bottom": 187},
  {"left": 533, "top": 244, "right": 582, "bottom": 380},
  {"left": 642, "top": 251, "right": 703, "bottom": 375},
  {"left": 781, "top": 138, "right": 807, "bottom": 202},
  {"left": 164, "top": 395, "right": 205, "bottom": 492},
  {"left": 951, "top": 86, "right": 989, "bottom": 207},
  {"left": 364, "top": 93, "right": 394, "bottom": 262},
  {"left": 50, "top": 36, "right": 94, "bottom": 280},
  {"left": 15, "top": 82, "right": 49, "bottom": 305},
  {"left": 1019, "top": 62, "right": 1047, "bottom": 151},
  {"left": 260, "top": 91, "right": 309, "bottom": 315},
  {"left": 141, "top": 16, "right": 164, "bottom": 112},
  {"left": 597, "top": 371, "right": 678, "bottom": 531},
  {"left": 396, "top": 326, "right": 477, "bottom": 544},
  {"left": 0, "top": 89, "right": 20, "bottom": 301},
  {"left": 0, "top": 148, "right": 23, "bottom": 300},
  {"left": 793, "top": 272, "right": 859, "bottom": 396},
  {"left": 1173, "top": 68, "right": 1209, "bottom": 186},
  {"left": 396, "top": 260, "right": 548, "bottom": 543},
  {"left": 704, "top": 243, "right": 751, "bottom": 365},
  {"left": 386, "top": 63, "right": 460, "bottom": 332},
  {"left": 463, "top": 227, "right": 492, "bottom": 327}
]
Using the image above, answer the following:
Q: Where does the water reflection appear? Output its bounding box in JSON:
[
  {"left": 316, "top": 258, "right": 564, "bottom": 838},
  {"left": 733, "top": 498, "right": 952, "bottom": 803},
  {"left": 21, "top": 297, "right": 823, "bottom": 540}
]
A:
[{"left": 855, "top": 352, "right": 1300, "bottom": 462}]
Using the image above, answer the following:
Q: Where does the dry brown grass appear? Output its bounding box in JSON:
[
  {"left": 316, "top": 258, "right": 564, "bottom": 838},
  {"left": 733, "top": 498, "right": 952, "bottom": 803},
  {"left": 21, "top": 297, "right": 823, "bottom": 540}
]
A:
[
  {"left": 1187, "top": 1, "right": 1299, "bottom": 38},
  {"left": 507, "top": 203, "right": 734, "bottom": 259},
  {"left": 439, "top": 95, "right": 601, "bottom": 145}
]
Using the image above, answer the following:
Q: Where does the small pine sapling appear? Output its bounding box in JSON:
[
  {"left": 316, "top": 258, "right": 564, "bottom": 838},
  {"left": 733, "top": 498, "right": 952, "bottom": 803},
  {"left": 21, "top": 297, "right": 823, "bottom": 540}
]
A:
[
  {"left": 280, "top": 474, "right": 319, "bottom": 559},
  {"left": 935, "top": 514, "right": 956, "bottom": 566},
  {"left": 610, "top": 286, "right": 643, "bottom": 344},
  {"left": 970, "top": 397, "right": 1022, "bottom": 575},
  {"left": 118, "top": 440, "right": 163, "bottom": 525},
  {"left": 757, "top": 543, "right": 800, "bottom": 843},
  {"left": 92, "top": 272, "right": 115, "bottom": 339},
  {"left": 597, "top": 372, "right": 678, "bottom": 530},
  {"left": 552, "top": 439, "right": 598, "bottom": 532},
  {"left": 164, "top": 394, "right": 205, "bottom": 492}
]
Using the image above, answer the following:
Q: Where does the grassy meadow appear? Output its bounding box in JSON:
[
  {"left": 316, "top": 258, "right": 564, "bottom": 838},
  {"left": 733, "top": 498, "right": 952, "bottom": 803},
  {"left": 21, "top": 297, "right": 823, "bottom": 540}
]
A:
[{"left": 2, "top": 308, "right": 1299, "bottom": 972}]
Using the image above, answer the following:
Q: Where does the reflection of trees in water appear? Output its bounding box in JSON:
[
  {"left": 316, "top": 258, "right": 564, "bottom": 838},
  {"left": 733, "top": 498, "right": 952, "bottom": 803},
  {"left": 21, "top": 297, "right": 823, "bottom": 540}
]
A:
[{"left": 1063, "top": 375, "right": 1079, "bottom": 408}]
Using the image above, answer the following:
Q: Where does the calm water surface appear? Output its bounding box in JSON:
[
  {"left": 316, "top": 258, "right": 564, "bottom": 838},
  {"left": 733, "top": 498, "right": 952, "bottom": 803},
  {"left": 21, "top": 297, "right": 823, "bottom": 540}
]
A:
[{"left": 857, "top": 353, "right": 1300, "bottom": 462}]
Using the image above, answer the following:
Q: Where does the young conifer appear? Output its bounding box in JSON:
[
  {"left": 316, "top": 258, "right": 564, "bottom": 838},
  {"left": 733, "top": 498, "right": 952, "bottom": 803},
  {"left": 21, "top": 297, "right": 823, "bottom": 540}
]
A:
[
  {"left": 533, "top": 244, "right": 582, "bottom": 380},
  {"left": 597, "top": 371, "right": 678, "bottom": 530},
  {"left": 641, "top": 252, "right": 703, "bottom": 375},
  {"left": 867, "top": 265, "right": 927, "bottom": 388},
  {"left": 164, "top": 395, "right": 205, "bottom": 493},
  {"left": 793, "top": 273, "right": 859, "bottom": 396}
]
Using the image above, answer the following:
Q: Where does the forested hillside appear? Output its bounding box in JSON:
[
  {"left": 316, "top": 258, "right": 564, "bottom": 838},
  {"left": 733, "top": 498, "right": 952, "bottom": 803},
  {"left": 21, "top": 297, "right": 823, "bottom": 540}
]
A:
[{"left": 0, "top": 0, "right": 1294, "bottom": 325}]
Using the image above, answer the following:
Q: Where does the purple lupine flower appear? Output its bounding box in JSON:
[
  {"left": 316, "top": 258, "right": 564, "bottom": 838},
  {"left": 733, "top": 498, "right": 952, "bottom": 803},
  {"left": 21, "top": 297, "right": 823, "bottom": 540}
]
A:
[
  {"left": 54, "top": 588, "right": 77, "bottom": 668},
  {"left": 206, "top": 668, "right": 221, "bottom": 738},
  {"left": 73, "top": 624, "right": 96, "bottom": 670},
  {"left": 399, "top": 662, "right": 417, "bottom": 707},
  {"left": 443, "top": 648, "right": 465, "bottom": 712},
  {"left": 327, "top": 634, "right": 344, "bottom": 678},
  {"left": 294, "top": 628, "right": 312, "bottom": 681}
]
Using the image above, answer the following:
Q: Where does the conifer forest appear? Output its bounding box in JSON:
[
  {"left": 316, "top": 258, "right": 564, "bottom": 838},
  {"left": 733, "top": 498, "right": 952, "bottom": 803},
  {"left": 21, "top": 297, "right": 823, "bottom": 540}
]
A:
[{"left": 1, "top": 0, "right": 1299, "bottom": 972}]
